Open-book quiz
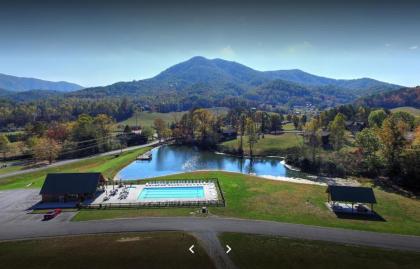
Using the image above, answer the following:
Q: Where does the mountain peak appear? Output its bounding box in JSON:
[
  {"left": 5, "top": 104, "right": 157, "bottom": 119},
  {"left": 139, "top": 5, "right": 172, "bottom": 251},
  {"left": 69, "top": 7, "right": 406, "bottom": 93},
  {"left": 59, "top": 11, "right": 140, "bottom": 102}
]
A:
[{"left": 188, "top": 56, "right": 210, "bottom": 62}]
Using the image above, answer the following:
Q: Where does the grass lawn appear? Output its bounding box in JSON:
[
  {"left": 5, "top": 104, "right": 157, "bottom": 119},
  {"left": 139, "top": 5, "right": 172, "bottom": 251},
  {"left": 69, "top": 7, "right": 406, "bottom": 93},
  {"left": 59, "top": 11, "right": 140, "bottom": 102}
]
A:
[
  {"left": 75, "top": 171, "right": 420, "bottom": 236},
  {"left": 0, "top": 163, "right": 25, "bottom": 175},
  {"left": 219, "top": 233, "right": 420, "bottom": 269},
  {"left": 391, "top": 106, "right": 420, "bottom": 117},
  {"left": 120, "top": 107, "right": 228, "bottom": 128},
  {"left": 219, "top": 133, "right": 303, "bottom": 156},
  {"left": 120, "top": 111, "right": 187, "bottom": 128},
  {"left": 0, "top": 232, "right": 215, "bottom": 269},
  {"left": 0, "top": 147, "right": 151, "bottom": 190},
  {"left": 73, "top": 207, "right": 194, "bottom": 221},
  {"left": 282, "top": 122, "right": 295, "bottom": 131}
]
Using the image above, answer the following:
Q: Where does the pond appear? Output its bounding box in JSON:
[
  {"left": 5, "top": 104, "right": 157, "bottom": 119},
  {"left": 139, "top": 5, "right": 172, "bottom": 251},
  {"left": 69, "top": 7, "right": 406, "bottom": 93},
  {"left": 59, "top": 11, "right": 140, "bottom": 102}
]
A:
[{"left": 116, "top": 145, "right": 318, "bottom": 183}]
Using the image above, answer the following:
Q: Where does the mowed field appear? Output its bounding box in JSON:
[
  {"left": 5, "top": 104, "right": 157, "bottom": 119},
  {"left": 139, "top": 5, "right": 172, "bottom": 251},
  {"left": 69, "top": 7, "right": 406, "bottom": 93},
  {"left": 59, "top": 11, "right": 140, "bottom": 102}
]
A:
[
  {"left": 0, "top": 147, "right": 151, "bottom": 190},
  {"left": 219, "top": 133, "right": 303, "bottom": 156},
  {"left": 0, "top": 232, "right": 215, "bottom": 269},
  {"left": 119, "top": 107, "right": 228, "bottom": 128},
  {"left": 74, "top": 171, "right": 420, "bottom": 236},
  {"left": 219, "top": 233, "right": 420, "bottom": 269},
  {"left": 391, "top": 106, "right": 420, "bottom": 117}
]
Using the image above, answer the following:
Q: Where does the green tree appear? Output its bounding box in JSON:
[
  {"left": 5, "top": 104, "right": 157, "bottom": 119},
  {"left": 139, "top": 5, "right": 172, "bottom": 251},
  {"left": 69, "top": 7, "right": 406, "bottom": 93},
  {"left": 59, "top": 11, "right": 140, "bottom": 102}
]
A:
[
  {"left": 368, "top": 109, "right": 387, "bottom": 128},
  {"left": 355, "top": 128, "right": 381, "bottom": 174},
  {"left": 259, "top": 111, "right": 270, "bottom": 138},
  {"left": 245, "top": 117, "right": 259, "bottom": 157},
  {"left": 378, "top": 115, "right": 409, "bottom": 174},
  {"left": 161, "top": 128, "right": 172, "bottom": 141},
  {"left": 123, "top": 125, "right": 132, "bottom": 133},
  {"left": 270, "top": 114, "right": 282, "bottom": 134},
  {"left": 0, "top": 134, "right": 10, "bottom": 161},
  {"left": 238, "top": 113, "right": 247, "bottom": 156},
  {"left": 303, "top": 117, "right": 322, "bottom": 163},
  {"left": 192, "top": 109, "right": 217, "bottom": 147},
  {"left": 392, "top": 111, "right": 415, "bottom": 130},
  {"left": 292, "top": 115, "right": 300, "bottom": 129},
  {"left": 329, "top": 113, "right": 346, "bottom": 150},
  {"left": 153, "top": 118, "right": 166, "bottom": 142},
  {"left": 141, "top": 126, "right": 154, "bottom": 140}
]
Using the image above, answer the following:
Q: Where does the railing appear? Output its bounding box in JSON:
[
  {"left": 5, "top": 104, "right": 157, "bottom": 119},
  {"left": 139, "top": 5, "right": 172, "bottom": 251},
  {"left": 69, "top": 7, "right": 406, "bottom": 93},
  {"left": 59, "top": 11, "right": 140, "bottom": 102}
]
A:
[{"left": 80, "top": 178, "right": 226, "bottom": 209}]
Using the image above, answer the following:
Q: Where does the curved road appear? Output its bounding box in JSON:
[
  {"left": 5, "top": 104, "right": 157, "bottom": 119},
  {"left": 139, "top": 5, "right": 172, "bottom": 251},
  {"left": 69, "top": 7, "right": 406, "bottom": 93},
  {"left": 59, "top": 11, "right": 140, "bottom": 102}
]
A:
[
  {"left": 0, "top": 216, "right": 419, "bottom": 252},
  {"left": 0, "top": 140, "right": 160, "bottom": 179}
]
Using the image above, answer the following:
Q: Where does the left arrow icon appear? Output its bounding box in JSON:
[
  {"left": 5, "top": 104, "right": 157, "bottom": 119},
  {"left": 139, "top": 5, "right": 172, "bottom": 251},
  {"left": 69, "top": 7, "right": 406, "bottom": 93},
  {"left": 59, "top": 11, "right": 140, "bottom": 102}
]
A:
[{"left": 189, "top": 245, "right": 195, "bottom": 254}]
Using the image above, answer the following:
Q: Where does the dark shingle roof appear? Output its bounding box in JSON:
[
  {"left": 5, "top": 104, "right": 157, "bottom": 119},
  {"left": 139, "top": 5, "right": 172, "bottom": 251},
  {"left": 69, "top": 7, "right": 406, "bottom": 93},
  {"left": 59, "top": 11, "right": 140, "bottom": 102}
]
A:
[
  {"left": 40, "top": 173, "right": 103, "bottom": 195},
  {"left": 327, "top": 185, "right": 377, "bottom": 204}
]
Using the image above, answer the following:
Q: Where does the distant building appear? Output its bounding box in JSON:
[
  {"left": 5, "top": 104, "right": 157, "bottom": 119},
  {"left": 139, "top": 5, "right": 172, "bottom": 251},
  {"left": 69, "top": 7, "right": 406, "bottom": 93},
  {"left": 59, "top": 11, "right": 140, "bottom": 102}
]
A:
[
  {"left": 220, "top": 128, "right": 237, "bottom": 142},
  {"left": 345, "top": 121, "right": 366, "bottom": 134},
  {"left": 40, "top": 173, "right": 105, "bottom": 202}
]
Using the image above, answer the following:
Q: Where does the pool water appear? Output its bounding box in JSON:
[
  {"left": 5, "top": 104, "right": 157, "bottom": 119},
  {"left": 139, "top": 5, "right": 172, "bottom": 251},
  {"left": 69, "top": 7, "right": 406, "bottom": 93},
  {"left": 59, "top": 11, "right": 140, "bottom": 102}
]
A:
[{"left": 138, "top": 186, "right": 205, "bottom": 200}]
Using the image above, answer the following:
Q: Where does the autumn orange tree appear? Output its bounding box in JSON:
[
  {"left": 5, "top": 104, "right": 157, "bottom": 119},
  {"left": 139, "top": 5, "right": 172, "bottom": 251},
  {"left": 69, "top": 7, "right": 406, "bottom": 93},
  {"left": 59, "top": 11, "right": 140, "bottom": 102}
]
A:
[
  {"left": 378, "top": 115, "right": 409, "bottom": 175},
  {"left": 33, "top": 137, "right": 62, "bottom": 164}
]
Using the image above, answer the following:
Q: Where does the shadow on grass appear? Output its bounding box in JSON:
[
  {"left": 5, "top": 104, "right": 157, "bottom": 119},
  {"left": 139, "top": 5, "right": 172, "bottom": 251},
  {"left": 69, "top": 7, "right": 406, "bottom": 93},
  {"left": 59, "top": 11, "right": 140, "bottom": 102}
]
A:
[
  {"left": 372, "top": 177, "right": 419, "bottom": 199},
  {"left": 333, "top": 211, "right": 386, "bottom": 222}
]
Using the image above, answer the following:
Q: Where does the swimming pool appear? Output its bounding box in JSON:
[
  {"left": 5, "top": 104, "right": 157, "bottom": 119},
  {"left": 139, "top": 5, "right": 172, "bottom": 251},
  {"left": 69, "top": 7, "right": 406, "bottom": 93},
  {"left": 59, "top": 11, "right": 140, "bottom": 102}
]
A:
[{"left": 138, "top": 186, "right": 205, "bottom": 200}]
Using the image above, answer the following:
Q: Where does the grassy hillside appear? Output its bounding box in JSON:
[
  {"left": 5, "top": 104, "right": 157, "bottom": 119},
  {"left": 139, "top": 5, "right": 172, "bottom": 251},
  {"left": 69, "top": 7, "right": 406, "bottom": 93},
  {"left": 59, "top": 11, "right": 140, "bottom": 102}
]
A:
[
  {"left": 218, "top": 133, "right": 303, "bottom": 156},
  {"left": 220, "top": 233, "right": 420, "bottom": 269},
  {"left": 391, "top": 106, "right": 420, "bottom": 117}
]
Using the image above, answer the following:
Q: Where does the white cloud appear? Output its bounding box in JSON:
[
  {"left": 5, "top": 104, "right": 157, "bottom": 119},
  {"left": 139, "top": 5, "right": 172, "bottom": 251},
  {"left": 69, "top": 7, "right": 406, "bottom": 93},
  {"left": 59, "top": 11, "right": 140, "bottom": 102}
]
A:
[
  {"left": 409, "top": 45, "right": 418, "bottom": 50},
  {"left": 385, "top": 43, "right": 391, "bottom": 47},
  {"left": 220, "top": 45, "right": 236, "bottom": 58}
]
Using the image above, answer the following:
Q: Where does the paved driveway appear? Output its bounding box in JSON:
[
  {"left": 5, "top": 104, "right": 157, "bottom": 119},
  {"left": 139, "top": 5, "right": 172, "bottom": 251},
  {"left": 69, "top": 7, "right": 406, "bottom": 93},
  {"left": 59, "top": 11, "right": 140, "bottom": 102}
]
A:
[{"left": 0, "top": 189, "right": 76, "bottom": 226}]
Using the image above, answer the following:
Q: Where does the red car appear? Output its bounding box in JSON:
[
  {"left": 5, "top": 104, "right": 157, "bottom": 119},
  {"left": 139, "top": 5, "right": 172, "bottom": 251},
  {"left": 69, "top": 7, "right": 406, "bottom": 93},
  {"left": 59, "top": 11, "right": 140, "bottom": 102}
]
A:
[{"left": 43, "top": 209, "right": 62, "bottom": 221}]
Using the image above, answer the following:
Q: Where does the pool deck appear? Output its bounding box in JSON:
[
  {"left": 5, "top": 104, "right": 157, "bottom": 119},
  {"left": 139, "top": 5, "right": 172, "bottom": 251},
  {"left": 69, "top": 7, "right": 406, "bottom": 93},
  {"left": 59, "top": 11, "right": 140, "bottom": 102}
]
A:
[{"left": 91, "top": 182, "right": 219, "bottom": 205}]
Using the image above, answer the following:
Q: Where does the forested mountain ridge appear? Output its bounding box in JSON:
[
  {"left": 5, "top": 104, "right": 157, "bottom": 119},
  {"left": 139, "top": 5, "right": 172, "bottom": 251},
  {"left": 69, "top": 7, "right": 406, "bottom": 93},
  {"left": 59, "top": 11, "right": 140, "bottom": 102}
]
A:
[
  {"left": 71, "top": 56, "right": 401, "bottom": 101},
  {"left": 0, "top": 73, "right": 83, "bottom": 92},
  {"left": 356, "top": 86, "right": 420, "bottom": 109},
  {"left": 264, "top": 69, "right": 400, "bottom": 94},
  {"left": 0, "top": 57, "right": 409, "bottom": 127},
  {"left": 246, "top": 79, "right": 358, "bottom": 107}
]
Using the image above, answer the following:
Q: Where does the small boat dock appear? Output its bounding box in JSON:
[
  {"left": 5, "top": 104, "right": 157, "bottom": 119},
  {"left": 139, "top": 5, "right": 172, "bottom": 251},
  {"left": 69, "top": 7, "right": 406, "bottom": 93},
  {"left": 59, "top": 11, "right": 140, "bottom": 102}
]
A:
[{"left": 137, "top": 151, "right": 152, "bottom": 160}]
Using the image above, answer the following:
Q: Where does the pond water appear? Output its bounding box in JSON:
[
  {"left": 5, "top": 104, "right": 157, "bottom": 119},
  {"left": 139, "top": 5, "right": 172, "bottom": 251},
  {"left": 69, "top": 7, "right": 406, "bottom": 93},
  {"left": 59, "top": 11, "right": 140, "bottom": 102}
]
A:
[{"left": 116, "top": 145, "right": 311, "bottom": 181}]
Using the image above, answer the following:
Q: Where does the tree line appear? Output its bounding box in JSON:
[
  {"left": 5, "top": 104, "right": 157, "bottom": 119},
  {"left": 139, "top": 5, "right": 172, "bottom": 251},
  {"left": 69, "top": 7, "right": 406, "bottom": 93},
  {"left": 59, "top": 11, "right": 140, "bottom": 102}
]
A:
[{"left": 293, "top": 105, "right": 420, "bottom": 189}]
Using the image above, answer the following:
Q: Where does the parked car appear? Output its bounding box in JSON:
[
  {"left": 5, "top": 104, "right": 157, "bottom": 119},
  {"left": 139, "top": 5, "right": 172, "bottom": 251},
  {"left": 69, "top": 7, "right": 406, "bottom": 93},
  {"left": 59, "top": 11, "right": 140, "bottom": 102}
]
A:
[{"left": 43, "top": 209, "right": 62, "bottom": 221}]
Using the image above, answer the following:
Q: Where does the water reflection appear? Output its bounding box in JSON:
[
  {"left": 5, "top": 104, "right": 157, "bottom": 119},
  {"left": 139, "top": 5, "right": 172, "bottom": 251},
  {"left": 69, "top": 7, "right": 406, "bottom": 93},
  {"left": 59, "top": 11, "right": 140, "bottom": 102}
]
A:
[{"left": 117, "top": 145, "right": 307, "bottom": 180}]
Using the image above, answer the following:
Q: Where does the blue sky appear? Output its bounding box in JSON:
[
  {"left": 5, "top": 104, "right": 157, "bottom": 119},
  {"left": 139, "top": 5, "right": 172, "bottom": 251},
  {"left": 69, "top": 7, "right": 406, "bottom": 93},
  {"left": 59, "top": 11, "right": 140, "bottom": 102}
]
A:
[{"left": 0, "top": 0, "right": 419, "bottom": 87}]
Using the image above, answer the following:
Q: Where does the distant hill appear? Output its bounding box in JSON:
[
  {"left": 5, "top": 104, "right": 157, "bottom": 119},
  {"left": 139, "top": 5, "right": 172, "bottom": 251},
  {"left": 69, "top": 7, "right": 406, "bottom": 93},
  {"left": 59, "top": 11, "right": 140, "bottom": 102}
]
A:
[
  {"left": 0, "top": 89, "right": 62, "bottom": 102},
  {"left": 71, "top": 56, "right": 401, "bottom": 109},
  {"left": 0, "top": 73, "right": 83, "bottom": 92},
  {"left": 246, "top": 79, "right": 357, "bottom": 107},
  {"left": 264, "top": 69, "right": 401, "bottom": 95},
  {"left": 391, "top": 107, "right": 420, "bottom": 117},
  {"left": 356, "top": 86, "right": 420, "bottom": 109}
]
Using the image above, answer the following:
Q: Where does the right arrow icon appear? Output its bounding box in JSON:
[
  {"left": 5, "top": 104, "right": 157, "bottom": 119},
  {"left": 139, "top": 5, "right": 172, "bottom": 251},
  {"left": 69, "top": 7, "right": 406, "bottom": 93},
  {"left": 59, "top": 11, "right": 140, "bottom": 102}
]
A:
[{"left": 226, "top": 245, "right": 232, "bottom": 254}]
